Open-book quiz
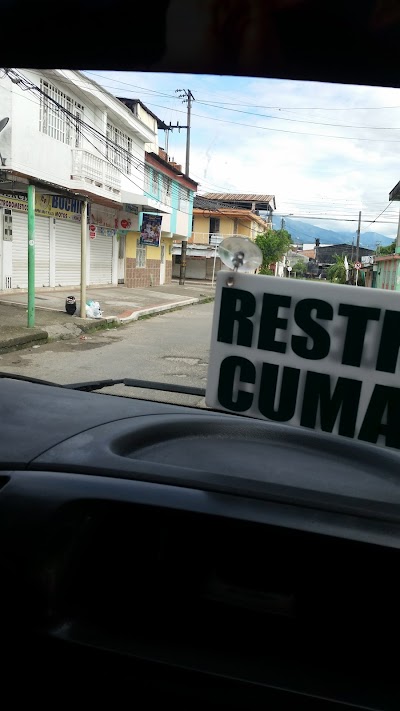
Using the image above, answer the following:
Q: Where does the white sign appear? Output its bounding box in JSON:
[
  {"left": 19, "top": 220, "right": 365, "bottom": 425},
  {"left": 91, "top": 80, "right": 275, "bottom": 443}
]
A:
[
  {"left": 206, "top": 271, "right": 400, "bottom": 452},
  {"left": 361, "top": 255, "right": 374, "bottom": 265},
  {"left": 210, "top": 234, "right": 223, "bottom": 246},
  {"left": 354, "top": 262, "right": 362, "bottom": 270},
  {"left": 287, "top": 266, "right": 292, "bottom": 272}
]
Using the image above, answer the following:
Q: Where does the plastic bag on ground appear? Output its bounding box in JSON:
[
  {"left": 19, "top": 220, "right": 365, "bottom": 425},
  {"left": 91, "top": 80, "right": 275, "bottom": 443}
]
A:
[{"left": 85, "top": 300, "right": 103, "bottom": 319}]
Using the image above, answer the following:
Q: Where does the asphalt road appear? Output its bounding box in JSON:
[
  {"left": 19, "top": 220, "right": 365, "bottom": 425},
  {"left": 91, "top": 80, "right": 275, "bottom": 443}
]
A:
[{"left": 0, "top": 302, "right": 214, "bottom": 406}]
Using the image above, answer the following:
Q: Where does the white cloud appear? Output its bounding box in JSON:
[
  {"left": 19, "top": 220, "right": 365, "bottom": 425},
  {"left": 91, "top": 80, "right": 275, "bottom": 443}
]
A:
[{"left": 87, "top": 71, "right": 400, "bottom": 239}]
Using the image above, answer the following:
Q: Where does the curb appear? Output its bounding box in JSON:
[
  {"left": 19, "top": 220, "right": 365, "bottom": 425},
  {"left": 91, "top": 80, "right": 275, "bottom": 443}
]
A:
[
  {"left": 118, "top": 297, "right": 200, "bottom": 323},
  {"left": 0, "top": 296, "right": 214, "bottom": 352},
  {"left": 0, "top": 329, "right": 48, "bottom": 355}
]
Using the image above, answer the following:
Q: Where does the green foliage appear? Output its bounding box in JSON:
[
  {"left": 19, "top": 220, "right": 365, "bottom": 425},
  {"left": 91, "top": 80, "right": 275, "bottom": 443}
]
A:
[
  {"left": 255, "top": 229, "right": 292, "bottom": 272},
  {"left": 327, "top": 253, "right": 352, "bottom": 284},
  {"left": 378, "top": 241, "right": 395, "bottom": 255},
  {"left": 292, "top": 260, "right": 307, "bottom": 277}
]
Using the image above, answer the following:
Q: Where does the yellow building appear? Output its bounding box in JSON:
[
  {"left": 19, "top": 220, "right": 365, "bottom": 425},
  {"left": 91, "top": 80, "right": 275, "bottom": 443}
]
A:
[{"left": 191, "top": 207, "right": 272, "bottom": 244}]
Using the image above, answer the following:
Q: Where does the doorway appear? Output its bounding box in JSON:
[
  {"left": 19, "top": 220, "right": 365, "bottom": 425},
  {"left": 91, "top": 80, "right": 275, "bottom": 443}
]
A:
[
  {"left": 160, "top": 243, "right": 166, "bottom": 285},
  {"left": 118, "top": 233, "right": 126, "bottom": 284}
]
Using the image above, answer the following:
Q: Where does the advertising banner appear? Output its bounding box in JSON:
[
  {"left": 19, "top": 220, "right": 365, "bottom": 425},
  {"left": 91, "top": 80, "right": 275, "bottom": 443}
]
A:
[{"left": 140, "top": 213, "right": 162, "bottom": 247}]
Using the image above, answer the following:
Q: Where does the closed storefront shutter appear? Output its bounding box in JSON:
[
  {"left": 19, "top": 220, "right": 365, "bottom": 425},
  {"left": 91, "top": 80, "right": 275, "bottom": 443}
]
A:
[
  {"left": 35, "top": 216, "right": 50, "bottom": 287},
  {"left": 55, "top": 220, "right": 81, "bottom": 286},
  {"left": 12, "top": 213, "right": 50, "bottom": 289},
  {"left": 206, "top": 255, "right": 222, "bottom": 280},
  {"left": 90, "top": 233, "right": 113, "bottom": 284},
  {"left": 186, "top": 256, "right": 206, "bottom": 280}
]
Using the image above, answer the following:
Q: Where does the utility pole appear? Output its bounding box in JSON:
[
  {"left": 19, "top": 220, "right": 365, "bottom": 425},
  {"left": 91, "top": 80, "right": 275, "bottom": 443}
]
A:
[
  {"left": 355, "top": 210, "right": 361, "bottom": 263},
  {"left": 175, "top": 90, "right": 194, "bottom": 176},
  {"left": 80, "top": 200, "right": 88, "bottom": 318},
  {"left": 175, "top": 90, "right": 194, "bottom": 285},
  {"left": 27, "top": 184, "right": 35, "bottom": 328},
  {"left": 164, "top": 121, "right": 188, "bottom": 158}
]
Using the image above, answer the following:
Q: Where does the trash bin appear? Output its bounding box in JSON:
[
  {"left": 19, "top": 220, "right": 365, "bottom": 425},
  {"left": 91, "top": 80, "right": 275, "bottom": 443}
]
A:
[{"left": 65, "top": 296, "right": 76, "bottom": 315}]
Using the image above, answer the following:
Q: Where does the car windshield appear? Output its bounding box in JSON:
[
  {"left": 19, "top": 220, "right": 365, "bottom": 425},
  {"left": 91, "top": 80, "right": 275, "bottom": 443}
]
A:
[{"left": 0, "top": 68, "right": 398, "bottom": 413}]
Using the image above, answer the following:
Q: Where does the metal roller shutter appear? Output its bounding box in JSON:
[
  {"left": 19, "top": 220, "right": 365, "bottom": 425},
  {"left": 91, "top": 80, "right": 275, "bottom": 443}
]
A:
[
  {"left": 90, "top": 233, "right": 113, "bottom": 284},
  {"left": 35, "top": 216, "right": 50, "bottom": 287},
  {"left": 11, "top": 213, "right": 50, "bottom": 289},
  {"left": 185, "top": 256, "right": 206, "bottom": 280},
  {"left": 55, "top": 220, "right": 81, "bottom": 286},
  {"left": 11, "top": 212, "right": 28, "bottom": 289}
]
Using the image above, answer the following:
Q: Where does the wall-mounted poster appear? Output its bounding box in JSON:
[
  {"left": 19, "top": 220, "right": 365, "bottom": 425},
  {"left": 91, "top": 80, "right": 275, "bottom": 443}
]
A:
[{"left": 140, "top": 213, "right": 162, "bottom": 247}]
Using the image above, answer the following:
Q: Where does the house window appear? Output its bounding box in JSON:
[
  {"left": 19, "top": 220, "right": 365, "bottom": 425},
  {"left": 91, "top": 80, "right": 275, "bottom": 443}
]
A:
[
  {"left": 209, "top": 217, "right": 220, "bottom": 243},
  {"left": 178, "top": 187, "right": 190, "bottom": 212},
  {"left": 161, "top": 176, "right": 172, "bottom": 205},
  {"left": 40, "top": 79, "right": 73, "bottom": 144},
  {"left": 106, "top": 122, "right": 133, "bottom": 175},
  {"left": 152, "top": 170, "right": 159, "bottom": 197},
  {"left": 136, "top": 239, "right": 146, "bottom": 268},
  {"left": 74, "top": 104, "right": 84, "bottom": 148},
  {"left": 144, "top": 165, "right": 152, "bottom": 191}
]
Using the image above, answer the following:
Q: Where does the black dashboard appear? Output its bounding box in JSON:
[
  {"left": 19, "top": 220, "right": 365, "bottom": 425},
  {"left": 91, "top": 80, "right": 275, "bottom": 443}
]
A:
[{"left": 1, "top": 377, "right": 399, "bottom": 708}]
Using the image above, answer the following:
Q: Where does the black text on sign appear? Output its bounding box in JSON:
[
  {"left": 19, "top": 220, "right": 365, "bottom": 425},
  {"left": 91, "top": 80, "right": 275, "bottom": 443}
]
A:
[{"left": 205, "top": 272, "right": 400, "bottom": 451}]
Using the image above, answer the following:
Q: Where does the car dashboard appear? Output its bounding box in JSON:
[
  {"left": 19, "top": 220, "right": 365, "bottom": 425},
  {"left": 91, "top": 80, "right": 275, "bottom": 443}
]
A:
[{"left": 0, "top": 376, "right": 399, "bottom": 709}]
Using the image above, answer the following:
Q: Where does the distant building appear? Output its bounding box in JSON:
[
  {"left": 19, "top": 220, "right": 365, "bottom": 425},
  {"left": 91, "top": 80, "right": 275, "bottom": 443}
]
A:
[
  {"left": 173, "top": 193, "right": 275, "bottom": 280},
  {"left": 316, "top": 243, "right": 374, "bottom": 267},
  {"left": 371, "top": 180, "right": 400, "bottom": 290}
]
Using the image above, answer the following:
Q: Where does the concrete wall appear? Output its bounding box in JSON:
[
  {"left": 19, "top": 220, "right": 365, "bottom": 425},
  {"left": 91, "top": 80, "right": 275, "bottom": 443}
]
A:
[
  {"left": 0, "top": 83, "right": 12, "bottom": 166},
  {"left": 125, "top": 230, "right": 172, "bottom": 287},
  {"left": 145, "top": 166, "right": 193, "bottom": 238}
]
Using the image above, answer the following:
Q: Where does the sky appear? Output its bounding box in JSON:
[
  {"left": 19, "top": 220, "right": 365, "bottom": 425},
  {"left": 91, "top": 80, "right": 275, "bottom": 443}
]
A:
[{"left": 85, "top": 70, "right": 400, "bottom": 240}]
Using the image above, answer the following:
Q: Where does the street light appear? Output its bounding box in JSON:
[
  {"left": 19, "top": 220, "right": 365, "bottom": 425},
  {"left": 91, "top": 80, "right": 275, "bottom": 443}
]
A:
[{"left": 0, "top": 117, "right": 9, "bottom": 166}]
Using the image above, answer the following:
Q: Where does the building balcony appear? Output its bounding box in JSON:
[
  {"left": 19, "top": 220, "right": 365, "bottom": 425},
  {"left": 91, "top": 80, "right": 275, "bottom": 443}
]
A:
[
  {"left": 71, "top": 149, "right": 121, "bottom": 197},
  {"left": 190, "top": 232, "right": 248, "bottom": 245}
]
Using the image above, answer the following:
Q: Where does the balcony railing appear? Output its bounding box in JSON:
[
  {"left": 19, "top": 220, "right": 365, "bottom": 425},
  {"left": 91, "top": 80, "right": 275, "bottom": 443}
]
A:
[
  {"left": 191, "top": 232, "right": 262, "bottom": 245},
  {"left": 71, "top": 149, "right": 121, "bottom": 195}
]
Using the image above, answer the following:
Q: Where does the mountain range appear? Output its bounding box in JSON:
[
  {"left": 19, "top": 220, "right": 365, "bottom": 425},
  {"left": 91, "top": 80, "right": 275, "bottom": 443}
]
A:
[{"left": 270, "top": 215, "right": 394, "bottom": 251}]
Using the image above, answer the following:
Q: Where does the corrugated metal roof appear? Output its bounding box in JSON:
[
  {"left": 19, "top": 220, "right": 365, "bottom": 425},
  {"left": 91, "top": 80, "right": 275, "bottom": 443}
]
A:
[{"left": 201, "top": 193, "right": 275, "bottom": 204}]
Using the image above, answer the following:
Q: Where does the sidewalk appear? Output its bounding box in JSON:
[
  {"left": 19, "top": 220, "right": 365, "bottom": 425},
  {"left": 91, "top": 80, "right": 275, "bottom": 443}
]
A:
[{"left": 0, "top": 281, "right": 215, "bottom": 353}]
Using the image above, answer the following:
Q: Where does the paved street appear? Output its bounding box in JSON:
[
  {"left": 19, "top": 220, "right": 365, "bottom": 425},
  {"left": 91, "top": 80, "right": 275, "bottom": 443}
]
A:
[{"left": 0, "top": 302, "right": 214, "bottom": 406}]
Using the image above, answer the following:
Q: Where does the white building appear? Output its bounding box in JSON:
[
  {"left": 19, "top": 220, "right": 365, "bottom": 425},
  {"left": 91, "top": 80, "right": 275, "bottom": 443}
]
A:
[{"left": 0, "top": 68, "right": 175, "bottom": 290}]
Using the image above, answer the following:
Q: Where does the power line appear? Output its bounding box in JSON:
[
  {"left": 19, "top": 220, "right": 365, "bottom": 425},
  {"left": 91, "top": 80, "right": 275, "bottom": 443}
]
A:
[
  {"left": 83, "top": 71, "right": 400, "bottom": 113},
  {"left": 139, "top": 100, "right": 400, "bottom": 144},
  {"left": 193, "top": 100, "right": 400, "bottom": 131},
  {"left": 2, "top": 69, "right": 194, "bottom": 210},
  {"left": 274, "top": 214, "right": 397, "bottom": 224}
]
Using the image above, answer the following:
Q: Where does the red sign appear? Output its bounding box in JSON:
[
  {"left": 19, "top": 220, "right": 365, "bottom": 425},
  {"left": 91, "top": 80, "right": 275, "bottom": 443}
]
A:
[
  {"left": 354, "top": 262, "right": 362, "bottom": 270},
  {"left": 89, "top": 225, "right": 96, "bottom": 240}
]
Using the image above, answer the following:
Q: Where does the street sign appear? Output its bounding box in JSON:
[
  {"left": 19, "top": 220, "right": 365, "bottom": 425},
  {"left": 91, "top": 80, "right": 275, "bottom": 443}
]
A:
[
  {"left": 287, "top": 266, "right": 292, "bottom": 272},
  {"left": 354, "top": 262, "right": 362, "bottom": 270},
  {"left": 206, "top": 271, "right": 400, "bottom": 452}
]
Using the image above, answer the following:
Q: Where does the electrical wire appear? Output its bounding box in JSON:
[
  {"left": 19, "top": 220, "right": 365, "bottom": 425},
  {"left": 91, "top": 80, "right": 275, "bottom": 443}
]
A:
[
  {"left": 2, "top": 69, "right": 197, "bottom": 206},
  {"left": 193, "top": 100, "right": 400, "bottom": 131},
  {"left": 136, "top": 99, "right": 400, "bottom": 144},
  {"left": 82, "top": 71, "right": 400, "bottom": 112},
  {"left": 2, "top": 69, "right": 195, "bottom": 213}
]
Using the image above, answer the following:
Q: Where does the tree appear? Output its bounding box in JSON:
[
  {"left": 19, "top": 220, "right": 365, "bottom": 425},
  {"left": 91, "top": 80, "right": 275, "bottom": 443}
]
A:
[
  {"left": 255, "top": 229, "right": 292, "bottom": 274},
  {"left": 327, "top": 254, "right": 351, "bottom": 284},
  {"left": 378, "top": 241, "right": 395, "bottom": 255},
  {"left": 292, "top": 260, "right": 307, "bottom": 277}
]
